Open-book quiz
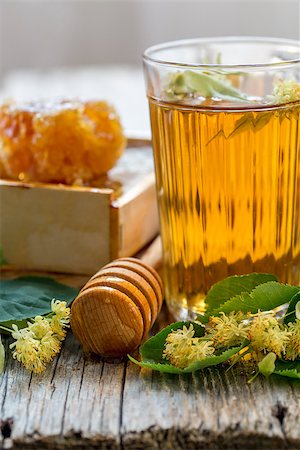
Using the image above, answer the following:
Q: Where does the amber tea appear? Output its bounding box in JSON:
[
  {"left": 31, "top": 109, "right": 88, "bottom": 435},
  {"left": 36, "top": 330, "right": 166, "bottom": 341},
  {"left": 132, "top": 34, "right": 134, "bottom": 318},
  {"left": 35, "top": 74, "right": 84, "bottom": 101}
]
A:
[
  {"left": 144, "top": 38, "right": 300, "bottom": 319},
  {"left": 150, "top": 99, "right": 300, "bottom": 318}
]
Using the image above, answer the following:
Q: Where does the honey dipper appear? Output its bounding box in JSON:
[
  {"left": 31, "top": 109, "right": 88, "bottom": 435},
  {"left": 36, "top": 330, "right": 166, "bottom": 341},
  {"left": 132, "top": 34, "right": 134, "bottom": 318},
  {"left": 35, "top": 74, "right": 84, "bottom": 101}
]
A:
[{"left": 70, "top": 237, "right": 163, "bottom": 357}]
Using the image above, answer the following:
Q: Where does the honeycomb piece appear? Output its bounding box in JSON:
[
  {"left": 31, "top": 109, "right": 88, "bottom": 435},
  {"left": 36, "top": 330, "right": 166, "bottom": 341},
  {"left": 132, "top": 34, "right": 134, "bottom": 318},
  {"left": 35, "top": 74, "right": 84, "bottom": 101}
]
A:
[{"left": 0, "top": 100, "right": 126, "bottom": 185}]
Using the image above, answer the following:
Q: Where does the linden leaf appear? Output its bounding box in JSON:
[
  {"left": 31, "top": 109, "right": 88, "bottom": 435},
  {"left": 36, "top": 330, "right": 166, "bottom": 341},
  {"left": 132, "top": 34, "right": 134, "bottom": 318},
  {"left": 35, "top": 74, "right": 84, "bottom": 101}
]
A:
[
  {"left": 202, "top": 281, "right": 299, "bottom": 320},
  {"left": 209, "top": 108, "right": 278, "bottom": 146},
  {"left": 203, "top": 273, "right": 277, "bottom": 315},
  {"left": 206, "top": 129, "right": 226, "bottom": 146},
  {"left": 253, "top": 112, "right": 274, "bottom": 132},
  {"left": 227, "top": 114, "right": 255, "bottom": 139},
  {"left": 129, "top": 345, "right": 245, "bottom": 374},
  {"left": 227, "top": 111, "right": 274, "bottom": 141},
  {"left": 140, "top": 321, "right": 205, "bottom": 364},
  {"left": 180, "top": 345, "right": 247, "bottom": 373},
  {"left": 0, "top": 336, "right": 5, "bottom": 373},
  {"left": 168, "top": 72, "right": 191, "bottom": 95},
  {"left": 168, "top": 70, "right": 250, "bottom": 103},
  {"left": 184, "top": 70, "right": 249, "bottom": 102},
  {"left": 0, "top": 276, "right": 78, "bottom": 328},
  {"left": 274, "top": 360, "right": 300, "bottom": 379},
  {"left": 283, "top": 291, "right": 300, "bottom": 324},
  {"left": 130, "top": 320, "right": 247, "bottom": 374},
  {"left": 128, "top": 357, "right": 184, "bottom": 374}
]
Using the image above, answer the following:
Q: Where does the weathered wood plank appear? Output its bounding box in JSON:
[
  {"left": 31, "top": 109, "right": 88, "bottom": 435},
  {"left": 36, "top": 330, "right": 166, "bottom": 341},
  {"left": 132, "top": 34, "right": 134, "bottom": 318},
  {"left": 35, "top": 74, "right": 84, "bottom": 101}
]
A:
[
  {"left": 121, "top": 361, "right": 300, "bottom": 449},
  {"left": 61, "top": 339, "right": 124, "bottom": 449},
  {"left": 271, "top": 375, "right": 300, "bottom": 446},
  {"left": 1, "top": 333, "right": 299, "bottom": 449},
  {"left": 0, "top": 335, "right": 124, "bottom": 449}
]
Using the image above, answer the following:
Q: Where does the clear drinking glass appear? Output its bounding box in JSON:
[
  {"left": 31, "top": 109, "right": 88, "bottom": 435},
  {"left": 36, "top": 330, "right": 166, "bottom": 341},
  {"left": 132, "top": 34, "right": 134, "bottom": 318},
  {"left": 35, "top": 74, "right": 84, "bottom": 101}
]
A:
[{"left": 143, "top": 37, "right": 300, "bottom": 320}]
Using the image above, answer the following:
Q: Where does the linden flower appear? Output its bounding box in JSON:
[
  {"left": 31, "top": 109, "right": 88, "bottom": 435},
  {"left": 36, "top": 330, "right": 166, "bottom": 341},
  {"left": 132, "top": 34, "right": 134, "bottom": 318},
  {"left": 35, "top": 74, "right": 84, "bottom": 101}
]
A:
[
  {"left": 165, "top": 324, "right": 195, "bottom": 345},
  {"left": 50, "top": 316, "right": 67, "bottom": 340},
  {"left": 163, "top": 325, "right": 194, "bottom": 368},
  {"left": 39, "top": 332, "right": 62, "bottom": 363},
  {"left": 285, "top": 320, "right": 300, "bottom": 361},
  {"left": 249, "top": 314, "right": 291, "bottom": 357},
  {"left": 28, "top": 316, "right": 52, "bottom": 339},
  {"left": 50, "top": 299, "right": 70, "bottom": 340},
  {"left": 10, "top": 325, "right": 46, "bottom": 374},
  {"left": 51, "top": 299, "right": 70, "bottom": 322},
  {"left": 163, "top": 324, "right": 215, "bottom": 369},
  {"left": 273, "top": 79, "right": 300, "bottom": 104},
  {"left": 187, "top": 340, "right": 215, "bottom": 364},
  {"left": 8, "top": 300, "right": 70, "bottom": 374},
  {"left": 210, "top": 312, "right": 250, "bottom": 347}
]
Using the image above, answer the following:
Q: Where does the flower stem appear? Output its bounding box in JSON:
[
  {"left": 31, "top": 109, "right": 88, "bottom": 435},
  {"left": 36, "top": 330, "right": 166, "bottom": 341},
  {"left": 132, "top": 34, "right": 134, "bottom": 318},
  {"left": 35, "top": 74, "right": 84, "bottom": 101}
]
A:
[
  {"left": 0, "top": 325, "right": 13, "bottom": 333},
  {"left": 247, "top": 371, "right": 259, "bottom": 384}
]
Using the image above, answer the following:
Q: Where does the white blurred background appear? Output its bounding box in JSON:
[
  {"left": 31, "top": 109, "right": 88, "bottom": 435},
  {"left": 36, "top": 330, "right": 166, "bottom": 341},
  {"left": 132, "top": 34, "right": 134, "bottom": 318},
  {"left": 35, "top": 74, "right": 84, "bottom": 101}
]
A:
[{"left": 0, "top": 0, "right": 299, "bottom": 135}]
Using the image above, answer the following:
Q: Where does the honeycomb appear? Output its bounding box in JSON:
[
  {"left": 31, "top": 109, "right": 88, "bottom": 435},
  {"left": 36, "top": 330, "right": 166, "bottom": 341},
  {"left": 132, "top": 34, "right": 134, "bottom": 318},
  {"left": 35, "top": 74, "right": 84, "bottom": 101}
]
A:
[{"left": 0, "top": 100, "right": 126, "bottom": 185}]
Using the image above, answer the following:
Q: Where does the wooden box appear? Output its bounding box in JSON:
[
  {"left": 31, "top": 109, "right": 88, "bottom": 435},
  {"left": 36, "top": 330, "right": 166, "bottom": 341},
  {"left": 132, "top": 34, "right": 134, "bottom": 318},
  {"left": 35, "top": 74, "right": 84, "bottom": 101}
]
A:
[{"left": 0, "top": 144, "right": 159, "bottom": 275}]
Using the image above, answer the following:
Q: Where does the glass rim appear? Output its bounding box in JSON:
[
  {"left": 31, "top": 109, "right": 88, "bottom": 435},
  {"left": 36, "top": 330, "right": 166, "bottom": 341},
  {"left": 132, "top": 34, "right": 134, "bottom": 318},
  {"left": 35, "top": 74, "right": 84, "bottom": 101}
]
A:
[{"left": 143, "top": 36, "right": 300, "bottom": 70}]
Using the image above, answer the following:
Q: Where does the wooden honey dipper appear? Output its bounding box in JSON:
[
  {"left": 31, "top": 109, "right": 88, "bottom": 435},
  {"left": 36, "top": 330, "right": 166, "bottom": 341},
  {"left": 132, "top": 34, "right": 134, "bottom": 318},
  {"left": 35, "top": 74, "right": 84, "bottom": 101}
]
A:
[{"left": 70, "top": 237, "right": 163, "bottom": 357}]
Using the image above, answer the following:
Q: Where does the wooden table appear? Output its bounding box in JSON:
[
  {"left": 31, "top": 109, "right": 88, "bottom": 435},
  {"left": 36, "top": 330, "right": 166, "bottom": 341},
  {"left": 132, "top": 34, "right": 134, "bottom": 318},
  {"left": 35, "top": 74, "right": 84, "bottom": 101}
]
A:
[{"left": 1, "top": 298, "right": 300, "bottom": 449}]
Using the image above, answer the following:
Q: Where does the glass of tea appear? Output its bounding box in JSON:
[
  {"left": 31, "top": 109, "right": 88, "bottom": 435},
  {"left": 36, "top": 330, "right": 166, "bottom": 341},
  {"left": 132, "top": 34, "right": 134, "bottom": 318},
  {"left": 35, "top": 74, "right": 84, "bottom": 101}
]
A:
[{"left": 143, "top": 37, "right": 300, "bottom": 320}]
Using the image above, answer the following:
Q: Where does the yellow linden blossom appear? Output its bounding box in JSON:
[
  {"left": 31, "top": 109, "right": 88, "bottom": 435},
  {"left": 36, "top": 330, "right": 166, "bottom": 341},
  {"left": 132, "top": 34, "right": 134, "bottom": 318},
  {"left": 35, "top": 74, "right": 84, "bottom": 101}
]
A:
[
  {"left": 9, "top": 300, "right": 70, "bottom": 374},
  {"left": 210, "top": 311, "right": 250, "bottom": 347},
  {"left": 163, "top": 325, "right": 195, "bottom": 368},
  {"left": 50, "top": 316, "right": 67, "bottom": 340},
  {"left": 39, "top": 332, "right": 62, "bottom": 363},
  {"left": 50, "top": 300, "right": 70, "bottom": 340},
  {"left": 187, "top": 340, "right": 215, "bottom": 364},
  {"left": 10, "top": 325, "right": 46, "bottom": 374},
  {"left": 51, "top": 299, "right": 70, "bottom": 321},
  {"left": 273, "top": 79, "right": 300, "bottom": 104},
  {"left": 285, "top": 320, "right": 300, "bottom": 361},
  {"left": 29, "top": 315, "right": 52, "bottom": 339},
  {"left": 163, "top": 324, "right": 215, "bottom": 369},
  {"left": 249, "top": 313, "right": 291, "bottom": 357}
]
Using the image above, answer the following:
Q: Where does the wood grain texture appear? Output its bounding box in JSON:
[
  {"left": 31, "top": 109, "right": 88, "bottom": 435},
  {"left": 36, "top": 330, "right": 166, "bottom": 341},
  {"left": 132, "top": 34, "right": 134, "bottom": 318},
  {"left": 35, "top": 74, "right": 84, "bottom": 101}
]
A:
[
  {"left": 0, "top": 145, "right": 159, "bottom": 276},
  {"left": 1, "top": 331, "right": 300, "bottom": 450},
  {"left": 71, "top": 254, "right": 163, "bottom": 356},
  {"left": 1, "top": 266, "right": 299, "bottom": 449}
]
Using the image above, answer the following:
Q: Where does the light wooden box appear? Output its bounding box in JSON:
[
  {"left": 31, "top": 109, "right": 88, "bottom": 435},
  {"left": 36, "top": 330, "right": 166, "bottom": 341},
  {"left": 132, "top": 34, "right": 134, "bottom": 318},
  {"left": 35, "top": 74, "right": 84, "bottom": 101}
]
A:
[{"left": 0, "top": 144, "right": 159, "bottom": 275}]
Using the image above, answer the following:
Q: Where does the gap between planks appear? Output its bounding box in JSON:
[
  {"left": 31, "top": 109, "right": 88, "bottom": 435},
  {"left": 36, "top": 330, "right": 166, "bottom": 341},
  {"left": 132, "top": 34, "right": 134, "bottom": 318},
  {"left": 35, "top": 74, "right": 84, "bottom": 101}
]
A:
[{"left": 1, "top": 333, "right": 300, "bottom": 450}]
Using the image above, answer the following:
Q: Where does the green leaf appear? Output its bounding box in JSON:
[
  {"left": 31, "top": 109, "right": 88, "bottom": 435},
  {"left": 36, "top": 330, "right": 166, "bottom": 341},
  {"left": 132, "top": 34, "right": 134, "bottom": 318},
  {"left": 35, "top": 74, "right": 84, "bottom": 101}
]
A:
[
  {"left": 284, "top": 292, "right": 300, "bottom": 324},
  {"left": 0, "top": 276, "right": 79, "bottom": 327},
  {"left": 128, "top": 356, "right": 184, "bottom": 374},
  {"left": 203, "top": 273, "right": 277, "bottom": 315},
  {"left": 0, "top": 336, "right": 5, "bottom": 373},
  {"left": 208, "top": 110, "right": 276, "bottom": 146},
  {"left": 140, "top": 321, "right": 205, "bottom": 364},
  {"left": 203, "top": 282, "right": 300, "bottom": 319},
  {"left": 131, "top": 320, "right": 246, "bottom": 374},
  {"left": 227, "top": 114, "right": 255, "bottom": 139},
  {"left": 206, "top": 129, "right": 226, "bottom": 146},
  {"left": 129, "top": 344, "right": 245, "bottom": 374},
  {"left": 168, "top": 70, "right": 250, "bottom": 103},
  {"left": 185, "top": 70, "right": 249, "bottom": 102},
  {"left": 274, "top": 360, "right": 300, "bottom": 379},
  {"left": 168, "top": 73, "right": 190, "bottom": 95},
  {"left": 253, "top": 112, "right": 273, "bottom": 132}
]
